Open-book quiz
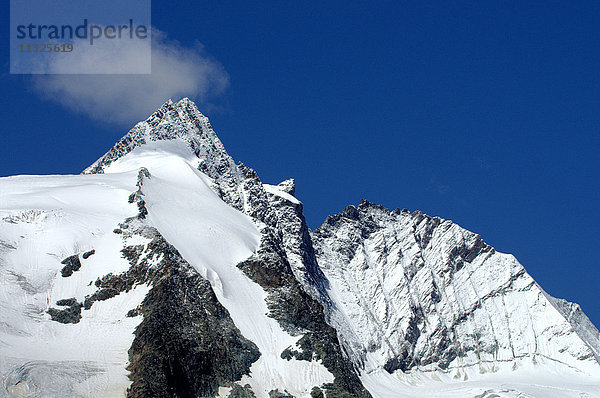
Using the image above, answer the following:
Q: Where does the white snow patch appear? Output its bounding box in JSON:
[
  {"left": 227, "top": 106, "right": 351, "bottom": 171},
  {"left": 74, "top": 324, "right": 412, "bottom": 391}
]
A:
[
  {"left": 263, "top": 183, "right": 301, "bottom": 204},
  {"left": 217, "top": 386, "right": 232, "bottom": 397},
  {"left": 0, "top": 171, "right": 148, "bottom": 397}
]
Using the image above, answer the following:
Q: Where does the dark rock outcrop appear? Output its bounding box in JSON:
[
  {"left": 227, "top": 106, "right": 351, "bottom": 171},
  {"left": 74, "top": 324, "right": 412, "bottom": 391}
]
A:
[
  {"left": 82, "top": 249, "right": 95, "bottom": 259},
  {"left": 60, "top": 255, "right": 82, "bottom": 277},
  {"left": 47, "top": 299, "right": 82, "bottom": 324},
  {"left": 112, "top": 221, "right": 261, "bottom": 398}
]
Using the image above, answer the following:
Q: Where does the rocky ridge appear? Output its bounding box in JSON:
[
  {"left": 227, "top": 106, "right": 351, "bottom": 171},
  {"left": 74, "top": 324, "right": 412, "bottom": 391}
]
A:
[{"left": 312, "top": 199, "right": 600, "bottom": 379}]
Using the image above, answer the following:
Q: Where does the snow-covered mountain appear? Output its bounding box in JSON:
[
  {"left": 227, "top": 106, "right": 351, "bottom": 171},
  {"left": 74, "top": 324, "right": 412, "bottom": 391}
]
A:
[
  {"left": 1, "top": 98, "right": 598, "bottom": 397},
  {"left": 312, "top": 201, "right": 600, "bottom": 397}
]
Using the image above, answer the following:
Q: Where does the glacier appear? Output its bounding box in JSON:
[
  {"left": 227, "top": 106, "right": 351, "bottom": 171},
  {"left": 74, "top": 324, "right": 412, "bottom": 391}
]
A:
[{"left": 0, "top": 98, "right": 599, "bottom": 397}]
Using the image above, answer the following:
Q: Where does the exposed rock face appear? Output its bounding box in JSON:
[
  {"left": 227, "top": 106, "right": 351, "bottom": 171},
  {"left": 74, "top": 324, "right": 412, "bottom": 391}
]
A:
[
  {"left": 47, "top": 299, "right": 83, "bottom": 324},
  {"left": 312, "top": 200, "right": 600, "bottom": 376},
  {"left": 117, "top": 171, "right": 262, "bottom": 398},
  {"left": 123, "top": 225, "right": 261, "bottom": 398},
  {"left": 238, "top": 238, "right": 369, "bottom": 398},
  {"left": 46, "top": 219, "right": 262, "bottom": 398},
  {"left": 60, "top": 255, "right": 82, "bottom": 277}
]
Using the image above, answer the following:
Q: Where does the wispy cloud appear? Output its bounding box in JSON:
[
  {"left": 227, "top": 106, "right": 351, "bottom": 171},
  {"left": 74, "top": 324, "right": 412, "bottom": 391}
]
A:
[{"left": 30, "top": 29, "right": 229, "bottom": 125}]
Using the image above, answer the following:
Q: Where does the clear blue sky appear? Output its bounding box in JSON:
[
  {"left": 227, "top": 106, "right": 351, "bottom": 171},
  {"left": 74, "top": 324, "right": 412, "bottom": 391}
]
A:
[{"left": 1, "top": 2, "right": 599, "bottom": 325}]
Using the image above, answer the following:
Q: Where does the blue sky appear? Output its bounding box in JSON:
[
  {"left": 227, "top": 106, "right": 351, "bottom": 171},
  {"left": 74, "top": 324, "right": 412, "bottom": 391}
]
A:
[{"left": 1, "top": 2, "right": 599, "bottom": 325}]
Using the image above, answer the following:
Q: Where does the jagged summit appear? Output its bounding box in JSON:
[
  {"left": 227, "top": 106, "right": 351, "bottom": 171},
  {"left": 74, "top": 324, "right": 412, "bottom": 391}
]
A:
[
  {"left": 276, "top": 178, "right": 296, "bottom": 196},
  {"left": 85, "top": 98, "right": 227, "bottom": 173},
  {"left": 84, "top": 98, "right": 268, "bottom": 219}
]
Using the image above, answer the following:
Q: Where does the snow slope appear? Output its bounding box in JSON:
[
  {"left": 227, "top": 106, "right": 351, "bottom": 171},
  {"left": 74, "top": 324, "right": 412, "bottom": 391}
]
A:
[{"left": 0, "top": 172, "right": 149, "bottom": 397}]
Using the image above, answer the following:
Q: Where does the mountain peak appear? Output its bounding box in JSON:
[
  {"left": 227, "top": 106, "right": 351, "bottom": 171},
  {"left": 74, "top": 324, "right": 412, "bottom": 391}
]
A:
[
  {"left": 313, "top": 198, "right": 600, "bottom": 387},
  {"left": 84, "top": 98, "right": 233, "bottom": 174},
  {"left": 276, "top": 178, "right": 296, "bottom": 196}
]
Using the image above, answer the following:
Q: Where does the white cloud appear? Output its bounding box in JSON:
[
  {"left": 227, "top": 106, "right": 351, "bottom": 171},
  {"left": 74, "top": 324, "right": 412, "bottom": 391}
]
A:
[{"left": 31, "top": 29, "right": 229, "bottom": 125}]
